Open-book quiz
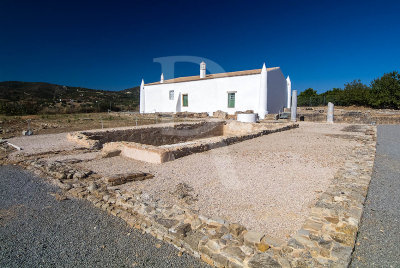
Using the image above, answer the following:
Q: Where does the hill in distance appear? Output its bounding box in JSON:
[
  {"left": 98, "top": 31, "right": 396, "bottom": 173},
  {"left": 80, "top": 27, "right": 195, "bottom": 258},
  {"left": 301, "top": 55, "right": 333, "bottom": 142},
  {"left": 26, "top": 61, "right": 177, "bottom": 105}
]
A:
[{"left": 0, "top": 81, "right": 140, "bottom": 115}]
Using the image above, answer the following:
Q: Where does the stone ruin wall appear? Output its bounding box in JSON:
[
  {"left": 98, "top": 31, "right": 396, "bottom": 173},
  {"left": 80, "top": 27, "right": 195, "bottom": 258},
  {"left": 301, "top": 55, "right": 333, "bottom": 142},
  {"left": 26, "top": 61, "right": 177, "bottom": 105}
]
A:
[
  {"left": 80, "top": 121, "right": 225, "bottom": 148},
  {"left": 20, "top": 124, "right": 377, "bottom": 267},
  {"left": 295, "top": 108, "right": 400, "bottom": 124}
]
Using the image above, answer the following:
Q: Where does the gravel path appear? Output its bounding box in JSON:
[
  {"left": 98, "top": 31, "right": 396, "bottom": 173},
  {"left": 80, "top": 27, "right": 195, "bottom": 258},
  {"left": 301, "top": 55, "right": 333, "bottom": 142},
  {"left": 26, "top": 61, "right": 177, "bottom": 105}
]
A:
[
  {"left": 0, "top": 165, "right": 208, "bottom": 268},
  {"left": 350, "top": 125, "right": 400, "bottom": 267}
]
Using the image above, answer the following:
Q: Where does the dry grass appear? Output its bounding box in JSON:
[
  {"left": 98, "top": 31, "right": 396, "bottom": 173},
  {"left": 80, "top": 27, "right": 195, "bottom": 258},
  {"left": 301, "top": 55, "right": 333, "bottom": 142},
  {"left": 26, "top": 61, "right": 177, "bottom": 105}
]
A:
[{"left": 0, "top": 112, "right": 177, "bottom": 139}]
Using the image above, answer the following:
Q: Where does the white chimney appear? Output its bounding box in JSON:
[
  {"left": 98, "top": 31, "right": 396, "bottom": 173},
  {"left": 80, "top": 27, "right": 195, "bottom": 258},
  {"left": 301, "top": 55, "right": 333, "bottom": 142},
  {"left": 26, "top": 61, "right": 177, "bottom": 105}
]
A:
[
  {"left": 200, "top": 61, "right": 206, "bottom": 78},
  {"left": 160, "top": 73, "right": 164, "bottom": 83}
]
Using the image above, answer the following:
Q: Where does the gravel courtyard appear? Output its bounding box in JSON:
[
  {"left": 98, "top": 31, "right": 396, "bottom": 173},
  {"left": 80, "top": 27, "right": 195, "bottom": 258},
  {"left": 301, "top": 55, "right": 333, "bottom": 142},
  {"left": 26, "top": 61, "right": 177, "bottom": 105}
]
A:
[
  {"left": 0, "top": 165, "right": 208, "bottom": 268},
  {"left": 80, "top": 122, "right": 363, "bottom": 241}
]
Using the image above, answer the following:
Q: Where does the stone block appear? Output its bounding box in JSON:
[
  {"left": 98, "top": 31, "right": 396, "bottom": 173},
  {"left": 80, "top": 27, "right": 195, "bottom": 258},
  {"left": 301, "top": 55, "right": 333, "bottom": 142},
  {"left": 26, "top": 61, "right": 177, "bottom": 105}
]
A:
[
  {"left": 223, "top": 246, "right": 246, "bottom": 262},
  {"left": 246, "top": 253, "right": 282, "bottom": 268},
  {"left": 206, "top": 239, "right": 222, "bottom": 252},
  {"left": 183, "top": 230, "right": 203, "bottom": 250},
  {"left": 101, "top": 149, "right": 121, "bottom": 158},
  {"left": 190, "top": 217, "right": 203, "bottom": 230},
  {"left": 227, "top": 260, "right": 243, "bottom": 268},
  {"left": 335, "top": 222, "right": 357, "bottom": 236},
  {"left": 155, "top": 217, "right": 179, "bottom": 229},
  {"left": 105, "top": 172, "right": 154, "bottom": 186},
  {"left": 170, "top": 223, "right": 192, "bottom": 239},
  {"left": 243, "top": 231, "right": 263, "bottom": 246},
  {"left": 303, "top": 220, "right": 323, "bottom": 232},
  {"left": 331, "top": 242, "right": 352, "bottom": 264},
  {"left": 324, "top": 216, "right": 339, "bottom": 224},
  {"left": 255, "top": 241, "right": 270, "bottom": 252},
  {"left": 201, "top": 254, "right": 215, "bottom": 266},
  {"left": 330, "top": 232, "right": 354, "bottom": 246},
  {"left": 261, "top": 235, "right": 284, "bottom": 247},
  {"left": 239, "top": 245, "right": 254, "bottom": 256}
]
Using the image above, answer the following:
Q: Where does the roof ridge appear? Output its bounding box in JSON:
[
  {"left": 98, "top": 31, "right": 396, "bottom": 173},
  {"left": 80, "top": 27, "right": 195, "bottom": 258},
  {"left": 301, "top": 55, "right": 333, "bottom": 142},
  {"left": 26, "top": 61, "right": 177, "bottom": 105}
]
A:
[{"left": 145, "top": 67, "right": 280, "bottom": 86}]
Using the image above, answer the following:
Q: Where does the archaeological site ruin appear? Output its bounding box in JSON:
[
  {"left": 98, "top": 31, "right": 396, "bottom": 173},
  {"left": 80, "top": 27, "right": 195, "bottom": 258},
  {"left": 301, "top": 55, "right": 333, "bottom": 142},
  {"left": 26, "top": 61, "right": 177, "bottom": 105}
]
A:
[
  {"left": 67, "top": 121, "right": 296, "bottom": 163},
  {"left": 2, "top": 112, "right": 378, "bottom": 267}
]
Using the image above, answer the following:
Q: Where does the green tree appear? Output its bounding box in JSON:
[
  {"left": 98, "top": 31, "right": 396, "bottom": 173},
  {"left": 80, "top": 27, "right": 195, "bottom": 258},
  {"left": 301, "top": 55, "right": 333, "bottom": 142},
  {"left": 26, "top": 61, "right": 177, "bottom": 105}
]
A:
[
  {"left": 343, "top": 80, "right": 370, "bottom": 106},
  {"left": 298, "top": 88, "right": 320, "bottom": 106},
  {"left": 369, "top": 71, "right": 400, "bottom": 109},
  {"left": 299, "top": 88, "right": 318, "bottom": 97}
]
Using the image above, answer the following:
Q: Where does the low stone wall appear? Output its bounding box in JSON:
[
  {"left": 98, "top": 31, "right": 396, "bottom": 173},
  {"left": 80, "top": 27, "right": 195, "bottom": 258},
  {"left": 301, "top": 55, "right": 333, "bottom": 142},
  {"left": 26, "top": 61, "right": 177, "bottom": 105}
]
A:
[
  {"left": 67, "top": 121, "right": 225, "bottom": 149},
  {"left": 297, "top": 108, "right": 400, "bottom": 124},
  {"left": 18, "top": 124, "right": 376, "bottom": 267},
  {"left": 166, "top": 123, "right": 298, "bottom": 162},
  {"left": 78, "top": 121, "right": 225, "bottom": 148},
  {"left": 103, "top": 123, "right": 298, "bottom": 163},
  {"left": 69, "top": 121, "right": 298, "bottom": 164}
]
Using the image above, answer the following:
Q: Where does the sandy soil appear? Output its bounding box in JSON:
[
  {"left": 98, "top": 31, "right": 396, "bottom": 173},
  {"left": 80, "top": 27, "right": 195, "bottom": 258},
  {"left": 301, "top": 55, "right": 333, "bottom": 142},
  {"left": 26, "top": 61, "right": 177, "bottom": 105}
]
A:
[{"left": 79, "top": 122, "right": 363, "bottom": 241}]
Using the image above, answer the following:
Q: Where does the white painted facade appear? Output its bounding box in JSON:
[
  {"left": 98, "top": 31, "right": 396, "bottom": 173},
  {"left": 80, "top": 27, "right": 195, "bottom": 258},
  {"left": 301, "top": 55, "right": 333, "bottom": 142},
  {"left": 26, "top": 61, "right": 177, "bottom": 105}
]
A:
[
  {"left": 286, "top": 76, "right": 291, "bottom": 109},
  {"left": 141, "top": 62, "right": 291, "bottom": 118}
]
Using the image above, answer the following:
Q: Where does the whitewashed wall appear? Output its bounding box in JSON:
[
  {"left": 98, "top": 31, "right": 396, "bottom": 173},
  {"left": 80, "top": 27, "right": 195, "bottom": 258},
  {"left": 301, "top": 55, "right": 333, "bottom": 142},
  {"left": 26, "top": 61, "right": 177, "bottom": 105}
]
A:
[
  {"left": 144, "top": 68, "right": 287, "bottom": 115},
  {"left": 267, "top": 68, "right": 289, "bottom": 114}
]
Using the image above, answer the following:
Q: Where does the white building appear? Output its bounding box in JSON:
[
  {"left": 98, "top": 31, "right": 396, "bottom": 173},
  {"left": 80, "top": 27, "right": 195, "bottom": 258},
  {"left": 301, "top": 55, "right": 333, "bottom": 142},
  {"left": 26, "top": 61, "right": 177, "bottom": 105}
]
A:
[{"left": 140, "top": 62, "right": 291, "bottom": 119}]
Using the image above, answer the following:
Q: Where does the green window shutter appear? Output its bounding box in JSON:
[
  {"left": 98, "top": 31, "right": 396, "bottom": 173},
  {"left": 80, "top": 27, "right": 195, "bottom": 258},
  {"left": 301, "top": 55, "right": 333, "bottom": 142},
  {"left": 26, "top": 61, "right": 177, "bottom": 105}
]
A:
[
  {"left": 183, "top": 94, "right": 188, "bottom": 107},
  {"left": 228, "top": 93, "right": 235, "bottom": 108}
]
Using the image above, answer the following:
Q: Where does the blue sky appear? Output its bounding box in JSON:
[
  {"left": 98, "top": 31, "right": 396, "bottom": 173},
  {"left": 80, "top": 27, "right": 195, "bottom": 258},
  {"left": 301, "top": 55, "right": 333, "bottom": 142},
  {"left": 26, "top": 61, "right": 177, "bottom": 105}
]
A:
[{"left": 0, "top": 0, "right": 399, "bottom": 92}]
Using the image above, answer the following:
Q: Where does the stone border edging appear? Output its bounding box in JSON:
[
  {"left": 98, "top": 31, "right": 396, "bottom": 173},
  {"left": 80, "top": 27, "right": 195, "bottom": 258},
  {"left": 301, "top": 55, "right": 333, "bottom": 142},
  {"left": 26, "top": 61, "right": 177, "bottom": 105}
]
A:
[{"left": 19, "top": 124, "right": 376, "bottom": 268}]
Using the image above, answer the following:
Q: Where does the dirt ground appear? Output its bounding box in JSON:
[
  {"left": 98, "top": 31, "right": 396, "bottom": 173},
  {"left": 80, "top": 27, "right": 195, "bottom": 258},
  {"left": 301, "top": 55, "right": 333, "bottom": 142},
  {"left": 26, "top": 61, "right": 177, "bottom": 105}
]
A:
[
  {"left": 0, "top": 112, "right": 174, "bottom": 139},
  {"left": 4, "top": 120, "right": 368, "bottom": 241},
  {"left": 77, "top": 122, "right": 363, "bottom": 241},
  {"left": 1, "top": 107, "right": 398, "bottom": 139}
]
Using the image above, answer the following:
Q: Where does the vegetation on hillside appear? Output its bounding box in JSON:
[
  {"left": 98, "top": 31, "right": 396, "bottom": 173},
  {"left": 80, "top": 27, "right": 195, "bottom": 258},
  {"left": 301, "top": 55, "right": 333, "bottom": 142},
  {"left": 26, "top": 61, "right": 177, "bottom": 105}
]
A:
[
  {"left": 298, "top": 71, "right": 400, "bottom": 109},
  {"left": 1, "top": 70, "right": 399, "bottom": 116},
  {"left": 0, "top": 81, "right": 139, "bottom": 115}
]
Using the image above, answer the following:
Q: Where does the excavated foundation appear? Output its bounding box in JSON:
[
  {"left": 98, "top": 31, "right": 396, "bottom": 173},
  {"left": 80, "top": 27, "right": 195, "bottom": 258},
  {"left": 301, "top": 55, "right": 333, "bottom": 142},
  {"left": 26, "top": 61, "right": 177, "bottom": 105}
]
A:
[{"left": 68, "top": 121, "right": 297, "bottom": 163}]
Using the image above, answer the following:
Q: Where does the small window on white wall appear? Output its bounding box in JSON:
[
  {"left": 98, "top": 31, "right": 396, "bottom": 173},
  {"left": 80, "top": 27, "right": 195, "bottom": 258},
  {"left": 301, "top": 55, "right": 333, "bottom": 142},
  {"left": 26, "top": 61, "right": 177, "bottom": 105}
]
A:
[{"left": 169, "top": 90, "right": 174, "bottom": 100}]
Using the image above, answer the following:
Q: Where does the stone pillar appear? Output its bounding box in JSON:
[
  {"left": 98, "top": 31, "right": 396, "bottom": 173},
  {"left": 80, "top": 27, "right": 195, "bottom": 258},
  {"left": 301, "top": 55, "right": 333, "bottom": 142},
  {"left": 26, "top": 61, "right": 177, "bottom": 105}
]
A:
[
  {"left": 327, "top": 102, "right": 334, "bottom": 123},
  {"left": 291, "top": 90, "right": 297, "bottom": 122}
]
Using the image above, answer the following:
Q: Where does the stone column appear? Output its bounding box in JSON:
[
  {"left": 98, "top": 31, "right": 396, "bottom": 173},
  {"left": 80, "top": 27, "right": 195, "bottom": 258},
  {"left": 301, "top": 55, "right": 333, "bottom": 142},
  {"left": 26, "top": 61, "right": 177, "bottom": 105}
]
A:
[
  {"left": 327, "top": 102, "right": 334, "bottom": 123},
  {"left": 291, "top": 90, "right": 297, "bottom": 122}
]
